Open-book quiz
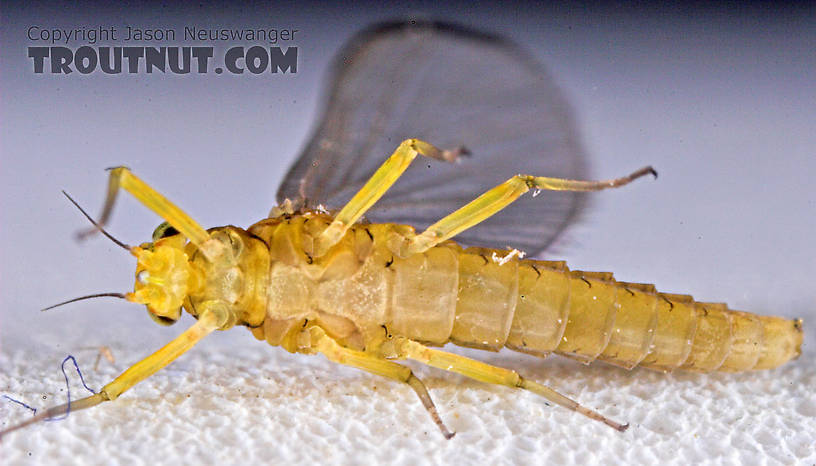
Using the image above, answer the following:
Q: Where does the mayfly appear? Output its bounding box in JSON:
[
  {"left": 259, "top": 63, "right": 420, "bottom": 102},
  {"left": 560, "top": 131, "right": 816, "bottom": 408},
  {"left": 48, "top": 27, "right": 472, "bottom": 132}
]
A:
[{"left": 1, "top": 20, "right": 803, "bottom": 439}]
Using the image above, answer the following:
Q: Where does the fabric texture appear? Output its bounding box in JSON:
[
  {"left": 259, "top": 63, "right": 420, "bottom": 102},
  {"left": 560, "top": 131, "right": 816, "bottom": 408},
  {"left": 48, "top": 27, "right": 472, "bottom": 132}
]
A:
[{"left": 1, "top": 324, "right": 813, "bottom": 465}]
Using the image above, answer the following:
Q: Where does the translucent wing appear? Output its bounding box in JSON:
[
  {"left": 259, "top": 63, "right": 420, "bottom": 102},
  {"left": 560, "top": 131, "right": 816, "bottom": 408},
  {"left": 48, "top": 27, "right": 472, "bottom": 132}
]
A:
[{"left": 277, "top": 20, "right": 587, "bottom": 255}]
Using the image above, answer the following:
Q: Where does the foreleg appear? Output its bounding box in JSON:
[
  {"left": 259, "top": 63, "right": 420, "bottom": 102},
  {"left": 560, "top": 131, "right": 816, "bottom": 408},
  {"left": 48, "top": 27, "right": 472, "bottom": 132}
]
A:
[
  {"left": 79, "top": 166, "right": 222, "bottom": 260},
  {"left": 0, "top": 305, "right": 226, "bottom": 439}
]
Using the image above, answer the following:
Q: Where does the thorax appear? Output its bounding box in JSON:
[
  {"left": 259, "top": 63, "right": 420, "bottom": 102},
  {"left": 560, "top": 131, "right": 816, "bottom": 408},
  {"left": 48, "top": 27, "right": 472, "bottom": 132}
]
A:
[{"left": 247, "top": 212, "right": 413, "bottom": 351}]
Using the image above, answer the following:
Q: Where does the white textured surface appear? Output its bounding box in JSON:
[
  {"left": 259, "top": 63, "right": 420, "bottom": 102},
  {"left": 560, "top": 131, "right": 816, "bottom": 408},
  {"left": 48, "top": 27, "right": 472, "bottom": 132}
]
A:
[{"left": 2, "top": 333, "right": 815, "bottom": 465}]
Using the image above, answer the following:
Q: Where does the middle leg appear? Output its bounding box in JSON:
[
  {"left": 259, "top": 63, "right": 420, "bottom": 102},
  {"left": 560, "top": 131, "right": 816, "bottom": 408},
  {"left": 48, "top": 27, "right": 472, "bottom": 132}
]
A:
[
  {"left": 314, "top": 138, "right": 465, "bottom": 257},
  {"left": 306, "top": 326, "right": 455, "bottom": 439}
]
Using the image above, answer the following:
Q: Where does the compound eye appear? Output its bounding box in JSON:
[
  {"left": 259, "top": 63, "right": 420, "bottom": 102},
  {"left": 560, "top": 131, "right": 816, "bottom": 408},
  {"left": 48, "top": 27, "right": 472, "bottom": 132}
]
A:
[
  {"left": 151, "top": 222, "right": 180, "bottom": 242},
  {"left": 146, "top": 307, "right": 180, "bottom": 326}
]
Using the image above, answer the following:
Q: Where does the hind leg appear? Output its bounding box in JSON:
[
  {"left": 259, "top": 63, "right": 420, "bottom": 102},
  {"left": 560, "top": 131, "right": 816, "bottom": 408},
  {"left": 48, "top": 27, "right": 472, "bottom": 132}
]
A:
[
  {"left": 389, "top": 337, "right": 629, "bottom": 432},
  {"left": 402, "top": 167, "right": 656, "bottom": 255}
]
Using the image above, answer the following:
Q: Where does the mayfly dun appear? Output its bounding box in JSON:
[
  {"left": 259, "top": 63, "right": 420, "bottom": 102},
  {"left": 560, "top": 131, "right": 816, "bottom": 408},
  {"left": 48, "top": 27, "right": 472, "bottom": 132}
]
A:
[{"left": 1, "top": 20, "right": 803, "bottom": 439}]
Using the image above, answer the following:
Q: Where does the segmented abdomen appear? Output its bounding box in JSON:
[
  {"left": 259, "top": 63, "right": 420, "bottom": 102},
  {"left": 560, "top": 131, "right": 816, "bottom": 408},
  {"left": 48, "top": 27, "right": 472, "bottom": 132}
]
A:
[
  {"left": 449, "top": 247, "right": 803, "bottom": 373},
  {"left": 249, "top": 215, "right": 801, "bottom": 372}
]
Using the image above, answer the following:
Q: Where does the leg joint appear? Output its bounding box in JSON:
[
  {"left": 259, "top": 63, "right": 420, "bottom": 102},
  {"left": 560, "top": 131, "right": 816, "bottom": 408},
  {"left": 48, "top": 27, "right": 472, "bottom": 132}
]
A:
[
  {"left": 517, "top": 175, "right": 537, "bottom": 189},
  {"left": 515, "top": 375, "right": 526, "bottom": 389}
]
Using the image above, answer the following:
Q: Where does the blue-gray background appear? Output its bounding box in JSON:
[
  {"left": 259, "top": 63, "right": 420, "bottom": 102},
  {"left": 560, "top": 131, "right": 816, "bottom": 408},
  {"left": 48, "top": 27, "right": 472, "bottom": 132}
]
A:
[
  {"left": 2, "top": 1, "right": 812, "bottom": 350},
  {"left": 1, "top": 2, "right": 814, "bottom": 464}
]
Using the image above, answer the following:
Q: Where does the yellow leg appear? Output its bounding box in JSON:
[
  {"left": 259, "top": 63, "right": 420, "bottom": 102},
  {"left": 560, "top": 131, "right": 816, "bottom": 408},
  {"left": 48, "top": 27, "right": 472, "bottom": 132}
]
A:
[
  {"left": 308, "top": 326, "right": 455, "bottom": 439},
  {"left": 404, "top": 167, "right": 656, "bottom": 255},
  {"left": 391, "top": 338, "right": 629, "bottom": 432},
  {"left": 314, "top": 139, "right": 464, "bottom": 257},
  {"left": 79, "top": 167, "right": 222, "bottom": 259},
  {"left": 0, "top": 308, "right": 224, "bottom": 439}
]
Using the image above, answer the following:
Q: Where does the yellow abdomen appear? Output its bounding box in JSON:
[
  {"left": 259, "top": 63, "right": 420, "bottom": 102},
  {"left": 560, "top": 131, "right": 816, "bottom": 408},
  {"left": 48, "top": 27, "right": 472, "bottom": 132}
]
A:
[{"left": 246, "top": 213, "right": 802, "bottom": 373}]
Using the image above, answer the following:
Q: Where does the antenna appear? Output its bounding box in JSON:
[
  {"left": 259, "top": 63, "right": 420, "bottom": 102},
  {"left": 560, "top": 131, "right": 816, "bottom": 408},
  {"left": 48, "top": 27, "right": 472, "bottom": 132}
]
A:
[
  {"left": 62, "top": 191, "right": 131, "bottom": 250},
  {"left": 41, "top": 292, "right": 128, "bottom": 312}
]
